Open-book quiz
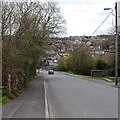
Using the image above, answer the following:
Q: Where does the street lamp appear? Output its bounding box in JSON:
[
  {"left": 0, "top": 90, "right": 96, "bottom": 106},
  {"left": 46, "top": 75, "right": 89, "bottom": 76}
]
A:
[
  {"left": 104, "top": 8, "right": 112, "bottom": 10},
  {"left": 104, "top": 2, "right": 119, "bottom": 86},
  {"left": 104, "top": 8, "right": 114, "bottom": 26}
]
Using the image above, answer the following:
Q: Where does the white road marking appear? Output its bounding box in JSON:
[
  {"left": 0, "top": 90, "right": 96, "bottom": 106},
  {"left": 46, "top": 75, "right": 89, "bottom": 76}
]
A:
[{"left": 43, "top": 75, "right": 49, "bottom": 118}]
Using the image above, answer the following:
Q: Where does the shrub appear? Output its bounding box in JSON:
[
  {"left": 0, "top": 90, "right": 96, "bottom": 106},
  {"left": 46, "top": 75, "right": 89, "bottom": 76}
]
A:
[
  {"left": 1, "top": 96, "right": 10, "bottom": 104},
  {"left": 64, "top": 55, "right": 74, "bottom": 71},
  {"left": 2, "top": 90, "right": 15, "bottom": 99},
  {"left": 58, "top": 47, "right": 95, "bottom": 76},
  {"left": 71, "top": 47, "right": 95, "bottom": 75},
  {"left": 58, "top": 58, "right": 65, "bottom": 71},
  {"left": 96, "top": 59, "right": 107, "bottom": 70},
  {"left": 11, "top": 90, "right": 20, "bottom": 97},
  {"left": 103, "top": 53, "right": 115, "bottom": 69}
]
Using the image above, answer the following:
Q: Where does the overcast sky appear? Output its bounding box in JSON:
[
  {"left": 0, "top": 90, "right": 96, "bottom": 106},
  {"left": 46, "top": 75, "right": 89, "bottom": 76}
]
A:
[
  {"left": 58, "top": 0, "right": 119, "bottom": 37},
  {"left": 4, "top": 0, "right": 120, "bottom": 36},
  {"left": 38, "top": 0, "right": 119, "bottom": 36}
]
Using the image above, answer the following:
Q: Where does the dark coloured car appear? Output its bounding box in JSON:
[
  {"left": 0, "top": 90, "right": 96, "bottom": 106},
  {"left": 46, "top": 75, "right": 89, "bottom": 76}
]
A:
[{"left": 48, "top": 70, "right": 54, "bottom": 74}]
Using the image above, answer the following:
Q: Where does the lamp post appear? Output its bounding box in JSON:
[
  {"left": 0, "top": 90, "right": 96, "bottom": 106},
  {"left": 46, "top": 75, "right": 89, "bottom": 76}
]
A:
[
  {"left": 115, "top": 2, "right": 118, "bottom": 86},
  {"left": 104, "top": 2, "right": 118, "bottom": 86}
]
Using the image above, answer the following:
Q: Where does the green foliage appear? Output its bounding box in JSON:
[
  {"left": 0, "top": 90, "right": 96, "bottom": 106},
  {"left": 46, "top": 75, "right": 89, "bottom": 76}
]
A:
[
  {"left": 35, "top": 72, "right": 38, "bottom": 76},
  {"left": 11, "top": 90, "right": 20, "bottom": 97},
  {"left": 58, "top": 58, "right": 65, "bottom": 71},
  {"left": 0, "top": 96, "right": 10, "bottom": 104},
  {"left": 0, "top": 90, "right": 16, "bottom": 104},
  {"left": 103, "top": 53, "right": 115, "bottom": 69},
  {"left": 57, "top": 44, "right": 117, "bottom": 77},
  {"left": 64, "top": 55, "right": 74, "bottom": 71},
  {"left": 71, "top": 48, "right": 95, "bottom": 75},
  {"left": 58, "top": 47, "right": 95, "bottom": 76},
  {"left": 96, "top": 59, "right": 107, "bottom": 70},
  {"left": 2, "top": 90, "right": 15, "bottom": 99},
  {"left": 2, "top": 1, "right": 66, "bottom": 97}
]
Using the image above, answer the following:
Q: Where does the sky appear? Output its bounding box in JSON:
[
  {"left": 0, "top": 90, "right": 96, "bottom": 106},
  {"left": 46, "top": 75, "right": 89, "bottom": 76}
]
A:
[
  {"left": 3, "top": 0, "right": 120, "bottom": 37},
  {"left": 57, "top": 0, "right": 119, "bottom": 37},
  {"left": 38, "top": 0, "right": 120, "bottom": 36}
]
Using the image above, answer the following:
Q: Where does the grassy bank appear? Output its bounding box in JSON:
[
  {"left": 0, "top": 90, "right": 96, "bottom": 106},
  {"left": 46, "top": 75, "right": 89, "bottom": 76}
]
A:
[{"left": 63, "top": 71, "right": 117, "bottom": 83}]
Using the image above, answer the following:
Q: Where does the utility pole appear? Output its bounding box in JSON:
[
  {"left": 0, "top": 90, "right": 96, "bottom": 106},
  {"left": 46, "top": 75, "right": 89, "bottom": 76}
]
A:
[{"left": 115, "top": 2, "right": 119, "bottom": 86}]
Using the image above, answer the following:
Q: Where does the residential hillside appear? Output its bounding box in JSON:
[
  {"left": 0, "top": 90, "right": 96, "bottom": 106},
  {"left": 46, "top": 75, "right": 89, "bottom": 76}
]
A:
[{"left": 46, "top": 35, "right": 115, "bottom": 61}]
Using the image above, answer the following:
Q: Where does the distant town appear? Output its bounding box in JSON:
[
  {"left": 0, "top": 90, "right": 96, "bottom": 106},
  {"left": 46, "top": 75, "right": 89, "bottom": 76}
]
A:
[{"left": 46, "top": 35, "right": 115, "bottom": 66}]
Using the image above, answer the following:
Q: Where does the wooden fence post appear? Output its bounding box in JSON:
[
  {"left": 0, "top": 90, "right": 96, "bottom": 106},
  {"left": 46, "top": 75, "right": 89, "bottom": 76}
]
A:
[
  {"left": 16, "top": 77, "right": 18, "bottom": 90},
  {"left": 8, "top": 74, "right": 11, "bottom": 92}
]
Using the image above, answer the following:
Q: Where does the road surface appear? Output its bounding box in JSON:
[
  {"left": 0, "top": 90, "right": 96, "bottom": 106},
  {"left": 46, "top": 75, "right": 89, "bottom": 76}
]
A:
[
  {"left": 2, "top": 70, "right": 118, "bottom": 118},
  {"left": 43, "top": 70, "right": 118, "bottom": 118}
]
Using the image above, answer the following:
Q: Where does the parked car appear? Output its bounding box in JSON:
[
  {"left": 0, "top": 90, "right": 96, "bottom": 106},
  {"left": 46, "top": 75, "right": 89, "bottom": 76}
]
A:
[{"left": 48, "top": 70, "right": 54, "bottom": 74}]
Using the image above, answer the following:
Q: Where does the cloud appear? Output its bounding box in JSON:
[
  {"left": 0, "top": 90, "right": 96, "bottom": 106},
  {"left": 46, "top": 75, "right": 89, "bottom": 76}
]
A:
[
  {"left": 4, "top": 0, "right": 118, "bottom": 36},
  {"left": 57, "top": 0, "right": 113, "bottom": 6},
  {"left": 58, "top": 0, "right": 117, "bottom": 36}
]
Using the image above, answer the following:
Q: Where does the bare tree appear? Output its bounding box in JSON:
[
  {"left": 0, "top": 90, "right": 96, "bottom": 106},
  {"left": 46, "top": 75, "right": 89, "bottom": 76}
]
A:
[{"left": 2, "top": 1, "right": 66, "bottom": 90}]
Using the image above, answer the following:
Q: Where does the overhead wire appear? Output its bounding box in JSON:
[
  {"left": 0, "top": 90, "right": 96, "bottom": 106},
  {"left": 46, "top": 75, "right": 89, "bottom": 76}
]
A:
[{"left": 91, "top": 7, "right": 115, "bottom": 36}]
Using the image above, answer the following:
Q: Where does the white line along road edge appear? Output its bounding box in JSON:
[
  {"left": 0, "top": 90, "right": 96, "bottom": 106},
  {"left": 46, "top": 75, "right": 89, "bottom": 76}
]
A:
[{"left": 43, "top": 75, "right": 49, "bottom": 118}]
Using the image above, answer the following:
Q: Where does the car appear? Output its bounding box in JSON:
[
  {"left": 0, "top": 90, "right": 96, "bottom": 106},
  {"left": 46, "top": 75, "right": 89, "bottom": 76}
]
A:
[{"left": 48, "top": 70, "right": 54, "bottom": 74}]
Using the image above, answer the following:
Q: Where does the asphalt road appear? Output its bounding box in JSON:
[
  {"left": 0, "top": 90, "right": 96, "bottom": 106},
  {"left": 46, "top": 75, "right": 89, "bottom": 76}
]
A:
[
  {"left": 2, "top": 70, "right": 118, "bottom": 118},
  {"left": 43, "top": 70, "right": 118, "bottom": 118},
  {"left": 2, "top": 76, "right": 45, "bottom": 118}
]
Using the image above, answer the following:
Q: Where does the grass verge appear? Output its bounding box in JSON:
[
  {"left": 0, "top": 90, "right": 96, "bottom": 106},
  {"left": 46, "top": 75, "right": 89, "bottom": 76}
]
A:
[
  {"left": 63, "top": 71, "right": 118, "bottom": 83},
  {"left": 64, "top": 71, "right": 103, "bottom": 79}
]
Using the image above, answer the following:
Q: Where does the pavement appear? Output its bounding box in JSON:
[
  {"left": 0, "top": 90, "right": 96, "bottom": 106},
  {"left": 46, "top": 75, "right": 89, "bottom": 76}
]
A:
[{"left": 2, "top": 75, "right": 45, "bottom": 118}]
